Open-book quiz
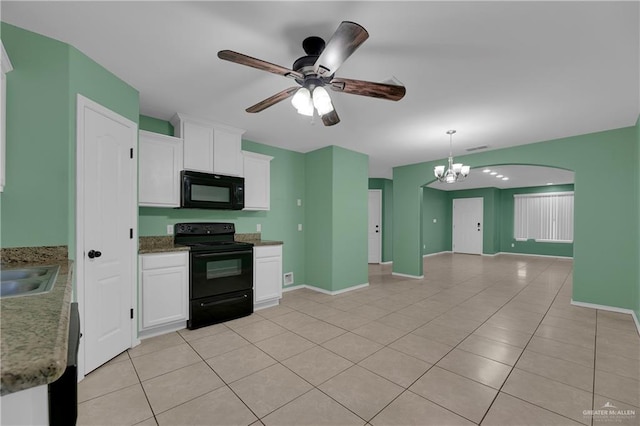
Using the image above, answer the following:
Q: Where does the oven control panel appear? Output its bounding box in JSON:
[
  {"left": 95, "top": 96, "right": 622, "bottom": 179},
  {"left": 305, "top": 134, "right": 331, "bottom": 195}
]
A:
[{"left": 174, "top": 222, "right": 236, "bottom": 236}]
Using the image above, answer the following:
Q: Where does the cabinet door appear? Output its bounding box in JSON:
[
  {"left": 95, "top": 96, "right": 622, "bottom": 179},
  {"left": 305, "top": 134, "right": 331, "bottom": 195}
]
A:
[
  {"left": 213, "top": 129, "right": 242, "bottom": 176},
  {"left": 254, "top": 246, "right": 282, "bottom": 304},
  {"left": 183, "top": 121, "right": 214, "bottom": 173},
  {"left": 140, "top": 253, "right": 188, "bottom": 330},
  {"left": 138, "top": 131, "right": 183, "bottom": 207},
  {"left": 242, "top": 151, "right": 272, "bottom": 211}
]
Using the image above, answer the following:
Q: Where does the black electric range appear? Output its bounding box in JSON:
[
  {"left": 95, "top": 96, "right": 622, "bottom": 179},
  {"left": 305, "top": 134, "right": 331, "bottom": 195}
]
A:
[{"left": 174, "top": 223, "right": 254, "bottom": 329}]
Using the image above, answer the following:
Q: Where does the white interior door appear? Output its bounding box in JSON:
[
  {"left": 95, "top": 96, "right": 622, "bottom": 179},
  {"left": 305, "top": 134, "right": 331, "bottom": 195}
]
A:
[
  {"left": 452, "top": 197, "right": 483, "bottom": 255},
  {"left": 77, "top": 95, "right": 137, "bottom": 375},
  {"left": 368, "top": 190, "right": 382, "bottom": 263}
]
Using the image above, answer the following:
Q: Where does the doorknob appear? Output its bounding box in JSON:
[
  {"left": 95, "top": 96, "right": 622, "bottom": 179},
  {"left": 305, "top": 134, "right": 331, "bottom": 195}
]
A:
[{"left": 88, "top": 250, "right": 102, "bottom": 259}]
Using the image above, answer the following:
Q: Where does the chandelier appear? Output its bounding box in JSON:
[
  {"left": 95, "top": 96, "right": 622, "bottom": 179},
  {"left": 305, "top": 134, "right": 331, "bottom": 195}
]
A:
[{"left": 434, "top": 130, "right": 470, "bottom": 183}]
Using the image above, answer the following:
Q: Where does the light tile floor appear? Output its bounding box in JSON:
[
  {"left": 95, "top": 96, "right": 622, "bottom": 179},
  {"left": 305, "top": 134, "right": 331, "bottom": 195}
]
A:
[{"left": 77, "top": 254, "right": 640, "bottom": 425}]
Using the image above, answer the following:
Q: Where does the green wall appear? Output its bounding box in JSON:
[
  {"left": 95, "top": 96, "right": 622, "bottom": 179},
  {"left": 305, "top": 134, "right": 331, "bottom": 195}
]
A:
[
  {"left": 305, "top": 146, "right": 369, "bottom": 292},
  {"left": 140, "top": 115, "right": 173, "bottom": 136},
  {"left": 499, "top": 184, "right": 574, "bottom": 257},
  {"left": 368, "top": 178, "right": 393, "bottom": 262},
  {"left": 421, "top": 187, "right": 451, "bottom": 255},
  {"left": 304, "top": 147, "right": 334, "bottom": 291},
  {"left": 394, "top": 126, "right": 639, "bottom": 314},
  {"left": 331, "top": 146, "right": 368, "bottom": 291},
  {"left": 1, "top": 23, "right": 70, "bottom": 247},
  {"left": 635, "top": 116, "right": 640, "bottom": 322},
  {"left": 0, "top": 23, "right": 139, "bottom": 253}
]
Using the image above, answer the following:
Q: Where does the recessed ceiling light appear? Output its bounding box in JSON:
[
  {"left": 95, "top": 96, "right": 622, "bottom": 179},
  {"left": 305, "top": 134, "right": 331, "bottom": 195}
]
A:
[
  {"left": 490, "top": 172, "right": 498, "bottom": 175},
  {"left": 483, "top": 169, "right": 491, "bottom": 173},
  {"left": 502, "top": 177, "right": 509, "bottom": 181},
  {"left": 496, "top": 174, "right": 503, "bottom": 178},
  {"left": 546, "top": 182, "right": 553, "bottom": 185}
]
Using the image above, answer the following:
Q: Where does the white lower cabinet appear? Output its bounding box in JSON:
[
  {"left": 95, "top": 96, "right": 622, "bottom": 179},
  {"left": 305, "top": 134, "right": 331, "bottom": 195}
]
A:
[
  {"left": 139, "top": 252, "right": 188, "bottom": 338},
  {"left": 253, "top": 245, "right": 282, "bottom": 310}
]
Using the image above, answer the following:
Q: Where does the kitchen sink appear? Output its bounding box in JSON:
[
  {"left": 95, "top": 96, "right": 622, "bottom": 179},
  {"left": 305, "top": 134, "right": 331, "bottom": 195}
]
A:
[{"left": 0, "top": 266, "right": 59, "bottom": 298}]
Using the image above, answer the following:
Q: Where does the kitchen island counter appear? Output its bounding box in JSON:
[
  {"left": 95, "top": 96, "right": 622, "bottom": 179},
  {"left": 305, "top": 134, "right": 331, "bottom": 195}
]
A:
[{"left": 0, "top": 247, "right": 73, "bottom": 396}]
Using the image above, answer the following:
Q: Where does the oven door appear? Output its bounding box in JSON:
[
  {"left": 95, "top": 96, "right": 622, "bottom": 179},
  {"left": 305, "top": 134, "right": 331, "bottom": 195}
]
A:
[{"left": 190, "top": 249, "right": 253, "bottom": 299}]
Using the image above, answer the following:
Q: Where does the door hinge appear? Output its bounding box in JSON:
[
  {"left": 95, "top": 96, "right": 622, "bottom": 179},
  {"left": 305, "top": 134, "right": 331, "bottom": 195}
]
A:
[
  {"left": 130, "top": 228, "right": 133, "bottom": 239},
  {"left": 130, "top": 148, "right": 133, "bottom": 159},
  {"left": 130, "top": 308, "right": 134, "bottom": 319}
]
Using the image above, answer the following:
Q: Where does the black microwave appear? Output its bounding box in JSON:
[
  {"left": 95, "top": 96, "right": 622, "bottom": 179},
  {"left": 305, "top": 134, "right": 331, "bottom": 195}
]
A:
[{"left": 180, "top": 170, "right": 244, "bottom": 210}]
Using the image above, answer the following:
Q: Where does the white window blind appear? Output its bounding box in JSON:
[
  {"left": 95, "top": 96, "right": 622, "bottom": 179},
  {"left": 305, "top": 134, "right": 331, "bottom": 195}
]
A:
[{"left": 514, "top": 192, "right": 574, "bottom": 243}]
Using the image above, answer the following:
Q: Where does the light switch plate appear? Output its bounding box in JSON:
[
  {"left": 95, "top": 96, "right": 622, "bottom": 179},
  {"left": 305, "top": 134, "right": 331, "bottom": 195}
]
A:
[
  {"left": 167, "top": 225, "right": 173, "bottom": 235},
  {"left": 298, "top": 224, "right": 303, "bottom": 231},
  {"left": 257, "top": 224, "right": 262, "bottom": 232},
  {"left": 297, "top": 199, "right": 302, "bottom": 206}
]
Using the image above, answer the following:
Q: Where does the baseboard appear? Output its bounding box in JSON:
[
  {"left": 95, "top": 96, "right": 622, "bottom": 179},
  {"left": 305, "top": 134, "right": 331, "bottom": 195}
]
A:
[
  {"left": 283, "top": 282, "right": 370, "bottom": 296},
  {"left": 423, "top": 251, "right": 452, "bottom": 258},
  {"left": 497, "top": 251, "right": 573, "bottom": 259},
  {"left": 380, "top": 261, "right": 393, "bottom": 265},
  {"left": 138, "top": 321, "right": 186, "bottom": 340},
  {"left": 482, "top": 253, "right": 499, "bottom": 257},
  {"left": 571, "top": 300, "right": 640, "bottom": 335},
  {"left": 391, "top": 272, "right": 424, "bottom": 279}
]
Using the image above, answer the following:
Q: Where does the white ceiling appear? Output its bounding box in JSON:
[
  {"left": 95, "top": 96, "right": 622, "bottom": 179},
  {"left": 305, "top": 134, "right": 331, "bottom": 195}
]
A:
[
  {"left": 426, "top": 165, "right": 574, "bottom": 191},
  {"left": 2, "top": 1, "right": 638, "bottom": 179}
]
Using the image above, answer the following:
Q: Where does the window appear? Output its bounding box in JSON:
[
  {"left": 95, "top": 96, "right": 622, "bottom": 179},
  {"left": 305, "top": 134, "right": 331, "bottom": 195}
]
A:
[{"left": 514, "top": 192, "right": 574, "bottom": 243}]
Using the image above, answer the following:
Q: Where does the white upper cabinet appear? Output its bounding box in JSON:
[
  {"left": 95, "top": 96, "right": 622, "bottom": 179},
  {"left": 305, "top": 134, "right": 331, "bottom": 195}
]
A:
[
  {"left": 242, "top": 150, "right": 273, "bottom": 211},
  {"left": 138, "top": 130, "right": 183, "bottom": 207},
  {"left": 1, "top": 41, "right": 14, "bottom": 193},
  {"left": 171, "top": 113, "right": 244, "bottom": 176}
]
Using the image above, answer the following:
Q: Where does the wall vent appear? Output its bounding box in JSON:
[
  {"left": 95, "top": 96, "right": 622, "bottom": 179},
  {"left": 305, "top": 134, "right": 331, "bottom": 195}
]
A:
[
  {"left": 466, "top": 145, "right": 489, "bottom": 152},
  {"left": 283, "top": 272, "right": 294, "bottom": 286}
]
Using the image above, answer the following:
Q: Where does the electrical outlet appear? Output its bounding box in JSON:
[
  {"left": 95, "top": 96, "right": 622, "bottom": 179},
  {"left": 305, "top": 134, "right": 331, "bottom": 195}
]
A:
[
  {"left": 298, "top": 224, "right": 303, "bottom": 231},
  {"left": 167, "top": 225, "right": 173, "bottom": 235},
  {"left": 433, "top": 218, "right": 437, "bottom": 223},
  {"left": 423, "top": 244, "right": 426, "bottom": 249},
  {"left": 297, "top": 199, "right": 302, "bottom": 206},
  {"left": 511, "top": 243, "right": 515, "bottom": 248},
  {"left": 256, "top": 224, "right": 262, "bottom": 232}
]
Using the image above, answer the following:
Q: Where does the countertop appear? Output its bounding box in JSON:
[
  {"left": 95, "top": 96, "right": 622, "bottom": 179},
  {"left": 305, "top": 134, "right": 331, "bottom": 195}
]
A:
[
  {"left": 139, "top": 234, "right": 283, "bottom": 254},
  {"left": 0, "top": 248, "right": 73, "bottom": 396}
]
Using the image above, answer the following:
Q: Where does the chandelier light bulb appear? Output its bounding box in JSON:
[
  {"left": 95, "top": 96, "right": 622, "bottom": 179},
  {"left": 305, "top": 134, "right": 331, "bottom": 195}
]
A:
[
  {"left": 312, "top": 86, "right": 334, "bottom": 116},
  {"left": 291, "top": 88, "right": 313, "bottom": 116}
]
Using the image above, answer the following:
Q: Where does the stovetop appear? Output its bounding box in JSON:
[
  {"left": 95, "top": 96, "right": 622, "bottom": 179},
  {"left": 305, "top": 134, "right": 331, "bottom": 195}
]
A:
[{"left": 174, "top": 222, "right": 253, "bottom": 253}]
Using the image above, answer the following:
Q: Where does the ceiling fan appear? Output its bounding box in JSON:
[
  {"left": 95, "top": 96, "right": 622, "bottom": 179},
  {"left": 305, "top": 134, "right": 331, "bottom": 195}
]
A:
[{"left": 218, "top": 21, "right": 406, "bottom": 126}]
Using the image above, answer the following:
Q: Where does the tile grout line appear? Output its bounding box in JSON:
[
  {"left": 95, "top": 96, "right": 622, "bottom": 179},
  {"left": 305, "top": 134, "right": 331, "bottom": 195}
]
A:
[
  {"left": 477, "top": 262, "right": 590, "bottom": 425},
  {"left": 330, "top": 257, "right": 570, "bottom": 425}
]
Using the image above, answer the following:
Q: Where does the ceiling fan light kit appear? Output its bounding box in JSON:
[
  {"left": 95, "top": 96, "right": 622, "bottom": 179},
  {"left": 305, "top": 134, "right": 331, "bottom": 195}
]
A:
[
  {"left": 434, "top": 130, "right": 470, "bottom": 184},
  {"left": 218, "top": 21, "right": 406, "bottom": 126}
]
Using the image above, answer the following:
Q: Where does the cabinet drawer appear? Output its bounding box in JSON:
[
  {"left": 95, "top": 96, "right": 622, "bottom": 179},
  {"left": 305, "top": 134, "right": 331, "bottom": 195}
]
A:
[
  {"left": 141, "top": 252, "right": 188, "bottom": 270},
  {"left": 254, "top": 245, "right": 282, "bottom": 259}
]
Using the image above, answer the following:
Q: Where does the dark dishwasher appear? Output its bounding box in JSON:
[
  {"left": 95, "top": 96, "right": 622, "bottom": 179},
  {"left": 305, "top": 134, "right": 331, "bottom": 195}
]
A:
[{"left": 48, "top": 302, "right": 80, "bottom": 425}]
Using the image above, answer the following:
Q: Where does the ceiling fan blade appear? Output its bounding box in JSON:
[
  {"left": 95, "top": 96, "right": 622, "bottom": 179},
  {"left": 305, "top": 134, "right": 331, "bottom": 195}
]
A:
[
  {"left": 321, "top": 109, "right": 340, "bottom": 126},
  {"left": 314, "top": 21, "right": 369, "bottom": 77},
  {"left": 329, "top": 77, "right": 406, "bottom": 101},
  {"left": 218, "top": 50, "right": 303, "bottom": 80},
  {"left": 246, "top": 87, "right": 300, "bottom": 113}
]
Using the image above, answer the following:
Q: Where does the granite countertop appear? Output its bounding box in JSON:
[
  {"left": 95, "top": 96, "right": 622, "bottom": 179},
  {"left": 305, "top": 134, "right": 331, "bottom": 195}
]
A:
[
  {"left": 139, "top": 234, "right": 282, "bottom": 254},
  {"left": 235, "top": 233, "right": 283, "bottom": 247},
  {"left": 139, "top": 236, "right": 190, "bottom": 254},
  {"left": 0, "top": 247, "right": 73, "bottom": 396}
]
